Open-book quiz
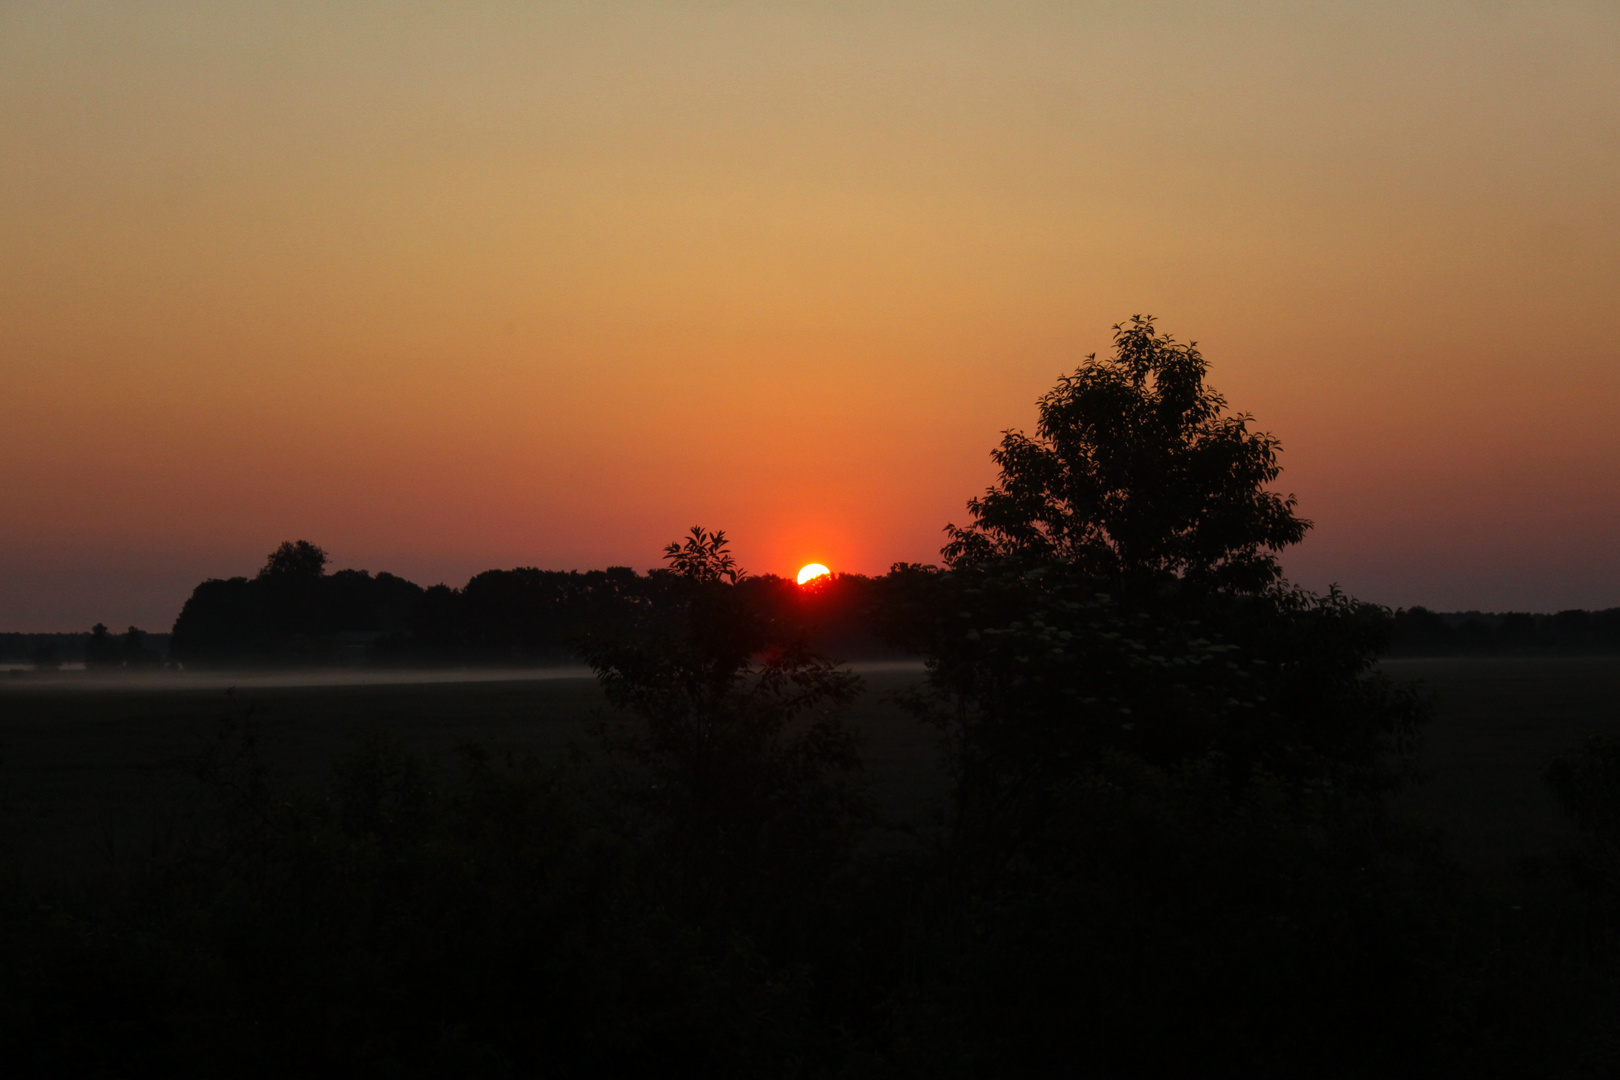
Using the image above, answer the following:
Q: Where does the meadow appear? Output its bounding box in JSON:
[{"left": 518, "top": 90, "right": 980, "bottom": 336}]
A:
[
  {"left": 4, "top": 657, "right": 1619, "bottom": 892},
  {"left": 0, "top": 664, "right": 943, "bottom": 887}
]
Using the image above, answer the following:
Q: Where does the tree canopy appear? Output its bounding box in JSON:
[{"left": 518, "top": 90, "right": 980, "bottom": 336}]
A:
[
  {"left": 258, "top": 540, "right": 328, "bottom": 581},
  {"left": 944, "top": 315, "right": 1309, "bottom": 597}
]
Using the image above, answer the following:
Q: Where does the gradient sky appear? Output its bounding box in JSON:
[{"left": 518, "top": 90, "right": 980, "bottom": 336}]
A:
[{"left": 3, "top": 1, "right": 1618, "bottom": 630}]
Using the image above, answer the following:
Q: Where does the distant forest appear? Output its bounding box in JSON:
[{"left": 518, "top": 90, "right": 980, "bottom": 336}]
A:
[
  {"left": 162, "top": 542, "right": 1620, "bottom": 666},
  {"left": 7, "top": 546, "right": 1618, "bottom": 670},
  {"left": 161, "top": 540, "right": 898, "bottom": 669},
  {"left": 0, "top": 629, "right": 168, "bottom": 668},
  {"left": 1389, "top": 606, "right": 1620, "bottom": 657}
]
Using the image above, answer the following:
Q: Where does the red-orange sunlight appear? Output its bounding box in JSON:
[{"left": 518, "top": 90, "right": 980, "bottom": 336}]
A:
[{"left": 2, "top": 5, "right": 1618, "bottom": 629}]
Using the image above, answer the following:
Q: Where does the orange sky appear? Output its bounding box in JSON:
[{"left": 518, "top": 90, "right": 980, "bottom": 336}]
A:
[{"left": 3, "top": 2, "right": 1618, "bottom": 629}]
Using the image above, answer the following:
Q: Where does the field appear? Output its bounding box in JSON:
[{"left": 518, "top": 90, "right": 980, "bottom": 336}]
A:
[
  {"left": 1388, "top": 657, "right": 1620, "bottom": 889},
  {"left": 0, "top": 664, "right": 944, "bottom": 886},
  {"left": 4, "top": 658, "right": 1619, "bottom": 891}
]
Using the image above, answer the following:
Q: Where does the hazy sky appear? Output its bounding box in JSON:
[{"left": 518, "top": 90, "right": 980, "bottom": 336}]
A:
[{"left": 3, "top": 1, "right": 1617, "bottom": 629}]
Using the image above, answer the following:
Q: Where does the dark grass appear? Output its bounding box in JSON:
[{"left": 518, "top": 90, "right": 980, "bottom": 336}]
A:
[
  {"left": 5, "top": 658, "right": 1619, "bottom": 891},
  {"left": 1388, "top": 657, "right": 1620, "bottom": 893},
  {"left": 0, "top": 666, "right": 944, "bottom": 887}
]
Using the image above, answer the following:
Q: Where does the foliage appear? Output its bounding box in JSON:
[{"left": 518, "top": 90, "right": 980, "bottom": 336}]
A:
[
  {"left": 578, "top": 528, "right": 864, "bottom": 940},
  {"left": 870, "top": 318, "right": 1464, "bottom": 1075},
  {"left": 944, "top": 315, "right": 1308, "bottom": 598},
  {"left": 84, "top": 623, "right": 120, "bottom": 669},
  {"left": 120, "top": 626, "right": 162, "bottom": 668},
  {"left": 660, "top": 525, "right": 742, "bottom": 584},
  {"left": 166, "top": 535, "right": 895, "bottom": 669},
  {"left": 259, "top": 539, "right": 329, "bottom": 581},
  {"left": 171, "top": 541, "right": 427, "bottom": 667},
  {"left": 884, "top": 562, "right": 1424, "bottom": 841},
  {"left": 886, "top": 318, "right": 1420, "bottom": 833},
  {"left": 1547, "top": 735, "right": 1620, "bottom": 902}
]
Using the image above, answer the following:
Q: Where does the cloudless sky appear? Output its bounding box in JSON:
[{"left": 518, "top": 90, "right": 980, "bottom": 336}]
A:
[{"left": 2, "top": 1, "right": 1617, "bottom": 629}]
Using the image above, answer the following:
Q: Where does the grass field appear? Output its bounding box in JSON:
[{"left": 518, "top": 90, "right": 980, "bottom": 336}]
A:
[
  {"left": 0, "top": 664, "right": 943, "bottom": 886},
  {"left": 4, "top": 657, "right": 1618, "bottom": 891},
  {"left": 1388, "top": 657, "right": 1620, "bottom": 890}
]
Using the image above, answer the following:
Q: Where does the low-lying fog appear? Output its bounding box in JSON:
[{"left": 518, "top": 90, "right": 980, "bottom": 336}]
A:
[{"left": 1, "top": 660, "right": 924, "bottom": 692}]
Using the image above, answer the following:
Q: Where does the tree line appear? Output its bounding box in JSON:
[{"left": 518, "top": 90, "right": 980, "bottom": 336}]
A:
[
  {"left": 12, "top": 598, "right": 1620, "bottom": 673},
  {"left": 165, "top": 542, "right": 898, "bottom": 668},
  {"left": 1390, "top": 606, "right": 1620, "bottom": 657},
  {"left": 160, "top": 555, "right": 1620, "bottom": 668},
  {"left": 6, "top": 317, "right": 1620, "bottom": 1075},
  {"left": 0, "top": 629, "right": 166, "bottom": 670}
]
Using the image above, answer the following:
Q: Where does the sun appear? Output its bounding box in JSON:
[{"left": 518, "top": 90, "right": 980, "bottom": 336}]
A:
[{"left": 796, "top": 563, "right": 831, "bottom": 585}]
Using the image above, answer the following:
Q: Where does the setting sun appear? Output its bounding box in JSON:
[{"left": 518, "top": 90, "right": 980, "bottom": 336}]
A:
[{"left": 796, "top": 563, "right": 831, "bottom": 586}]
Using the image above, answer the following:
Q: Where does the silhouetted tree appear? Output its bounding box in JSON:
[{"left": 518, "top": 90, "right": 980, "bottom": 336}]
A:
[
  {"left": 893, "top": 316, "right": 1417, "bottom": 802},
  {"left": 580, "top": 528, "right": 862, "bottom": 941},
  {"left": 735, "top": 572, "right": 904, "bottom": 662},
  {"left": 84, "top": 623, "right": 120, "bottom": 669},
  {"left": 449, "top": 567, "right": 643, "bottom": 664},
  {"left": 170, "top": 577, "right": 262, "bottom": 666},
  {"left": 874, "top": 318, "right": 1442, "bottom": 1077},
  {"left": 944, "top": 315, "right": 1308, "bottom": 599},
  {"left": 119, "top": 626, "right": 160, "bottom": 668},
  {"left": 173, "top": 543, "right": 435, "bottom": 667},
  {"left": 660, "top": 526, "right": 740, "bottom": 584},
  {"left": 258, "top": 540, "right": 328, "bottom": 581}
]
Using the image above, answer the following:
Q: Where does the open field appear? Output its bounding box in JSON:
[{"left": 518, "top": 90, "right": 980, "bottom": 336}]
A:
[
  {"left": 1388, "top": 657, "right": 1620, "bottom": 889},
  {"left": 4, "top": 658, "right": 1619, "bottom": 890},
  {"left": 0, "top": 665, "right": 943, "bottom": 886}
]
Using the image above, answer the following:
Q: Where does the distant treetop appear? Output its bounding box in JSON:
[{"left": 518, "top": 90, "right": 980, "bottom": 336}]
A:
[
  {"left": 662, "top": 527, "right": 742, "bottom": 584},
  {"left": 258, "top": 540, "right": 329, "bottom": 581}
]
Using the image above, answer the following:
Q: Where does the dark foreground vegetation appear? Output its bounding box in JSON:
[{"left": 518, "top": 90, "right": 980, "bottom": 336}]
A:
[{"left": 5, "top": 318, "right": 1620, "bottom": 1076}]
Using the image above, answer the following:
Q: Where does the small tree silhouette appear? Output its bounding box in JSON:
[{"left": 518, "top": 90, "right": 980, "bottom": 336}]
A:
[
  {"left": 258, "top": 540, "right": 328, "bottom": 581},
  {"left": 120, "top": 626, "right": 161, "bottom": 668},
  {"left": 660, "top": 526, "right": 741, "bottom": 584},
  {"left": 85, "top": 623, "right": 121, "bottom": 668},
  {"left": 581, "top": 528, "right": 861, "bottom": 936}
]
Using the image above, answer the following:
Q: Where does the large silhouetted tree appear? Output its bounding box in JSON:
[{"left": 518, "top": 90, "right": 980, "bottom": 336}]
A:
[
  {"left": 944, "top": 315, "right": 1309, "bottom": 598},
  {"left": 899, "top": 316, "right": 1417, "bottom": 801},
  {"left": 873, "top": 318, "right": 1443, "bottom": 1077}
]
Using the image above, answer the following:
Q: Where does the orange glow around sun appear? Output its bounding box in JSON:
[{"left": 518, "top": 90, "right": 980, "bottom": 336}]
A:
[{"left": 797, "top": 563, "right": 831, "bottom": 585}]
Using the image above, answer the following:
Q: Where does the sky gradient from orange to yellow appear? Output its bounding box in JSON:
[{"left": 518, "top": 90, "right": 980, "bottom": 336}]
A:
[{"left": 3, "top": 1, "right": 1618, "bottom": 629}]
